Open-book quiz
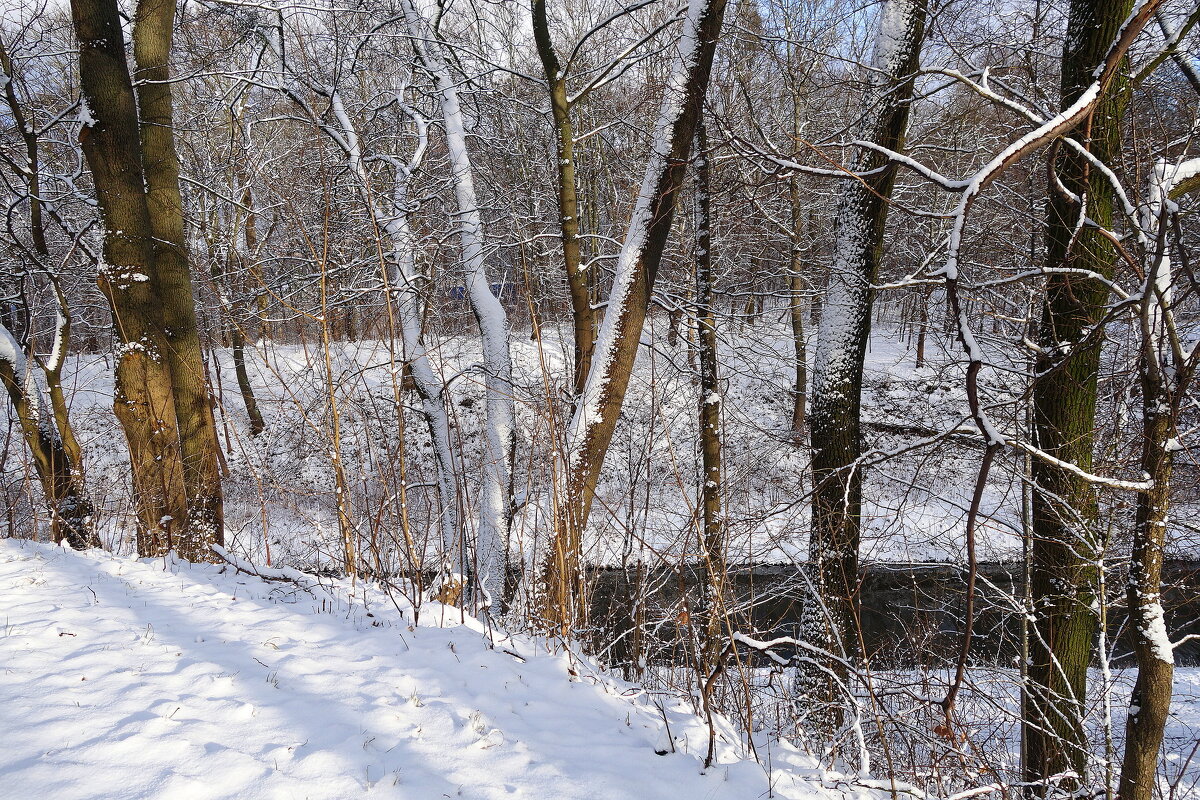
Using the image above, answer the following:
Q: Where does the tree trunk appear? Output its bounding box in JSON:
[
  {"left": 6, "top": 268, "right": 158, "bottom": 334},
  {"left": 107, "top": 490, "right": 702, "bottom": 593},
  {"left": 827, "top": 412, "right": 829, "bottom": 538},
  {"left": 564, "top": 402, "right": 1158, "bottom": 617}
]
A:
[
  {"left": 232, "top": 179, "right": 265, "bottom": 437},
  {"left": 531, "top": 0, "right": 595, "bottom": 397},
  {"left": 542, "top": 0, "right": 729, "bottom": 636},
  {"left": 1024, "top": 0, "right": 1132, "bottom": 790},
  {"left": 1117, "top": 385, "right": 1174, "bottom": 800},
  {"left": 694, "top": 120, "right": 724, "bottom": 668},
  {"left": 788, "top": 176, "right": 807, "bottom": 438},
  {"left": 403, "top": 0, "right": 515, "bottom": 610},
  {"left": 71, "top": 0, "right": 192, "bottom": 556},
  {"left": 0, "top": 325, "right": 95, "bottom": 548},
  {"left": 805, "top": 0, "right": 925, "bottom": 733},
  {"left": 1116, "top": 158, "right": 1200, "bottom": 800},
  {"left": 132, "top": 0, "right": 225, "bottom": 556}
]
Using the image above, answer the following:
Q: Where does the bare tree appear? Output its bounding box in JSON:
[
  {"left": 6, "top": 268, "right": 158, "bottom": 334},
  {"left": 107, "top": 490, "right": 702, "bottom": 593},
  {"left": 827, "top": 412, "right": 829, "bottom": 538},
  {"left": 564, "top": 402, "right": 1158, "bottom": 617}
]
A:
[
  {"left": 804, "top": 0, "right": 926, "bottom": 732},
  {"left": 542, "top": 0, "right": 729, "bottom": 635}
]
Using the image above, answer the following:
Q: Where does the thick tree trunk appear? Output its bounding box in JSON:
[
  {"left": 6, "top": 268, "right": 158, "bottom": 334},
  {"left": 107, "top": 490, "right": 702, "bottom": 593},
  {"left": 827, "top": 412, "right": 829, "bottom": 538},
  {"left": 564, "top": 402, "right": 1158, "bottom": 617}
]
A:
[
  {"left": 531, "top": 0, "right": 595, "bottom": 397},
  {"left": 804, "top": 0, "right": 925, "bottom": 732},
  {"left": 71, "top": 0, "right": 192, "bottom": 556},
  {"left": 1024, "top": 0, "right": 1132, "bottom": 790},
  {"left": 542, "top": 0, "right": 729, "bottom": 636},
  {"left": 132, "top": 0, "right": 225, "bottom": 555}
]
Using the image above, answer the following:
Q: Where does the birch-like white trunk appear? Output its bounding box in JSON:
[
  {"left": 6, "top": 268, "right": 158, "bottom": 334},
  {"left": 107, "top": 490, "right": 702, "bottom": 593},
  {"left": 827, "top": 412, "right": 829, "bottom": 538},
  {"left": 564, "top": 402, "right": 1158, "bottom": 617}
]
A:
[
  {"left": 402, "top": 0, "right": 515, "bottom": 611},
  {"left": 257, "top": 25, "right": 464, "bottom": 577}
]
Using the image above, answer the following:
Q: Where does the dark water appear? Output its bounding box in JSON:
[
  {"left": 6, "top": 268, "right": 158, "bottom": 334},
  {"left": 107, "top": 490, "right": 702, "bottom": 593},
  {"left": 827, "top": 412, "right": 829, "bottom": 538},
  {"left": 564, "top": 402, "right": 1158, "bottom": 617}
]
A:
[{"left": 587, "top": 561, "right": 1200, "bottom": 669}]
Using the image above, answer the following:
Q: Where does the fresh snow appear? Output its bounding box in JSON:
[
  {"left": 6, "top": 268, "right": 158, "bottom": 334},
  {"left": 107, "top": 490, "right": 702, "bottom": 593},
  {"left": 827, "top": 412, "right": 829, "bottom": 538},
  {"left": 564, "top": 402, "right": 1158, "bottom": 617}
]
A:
[{"left": 0, "top": 538, "right": 877, "bottom": 800}]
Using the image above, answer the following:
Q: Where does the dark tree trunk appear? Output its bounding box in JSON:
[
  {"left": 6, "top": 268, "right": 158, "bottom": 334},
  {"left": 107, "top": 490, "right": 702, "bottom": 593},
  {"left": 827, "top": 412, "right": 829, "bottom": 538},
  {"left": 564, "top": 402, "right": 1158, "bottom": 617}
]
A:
[
  {"left": 805, "top": 0, "right": 925, "bottom": 735},
  {"left": 1024, "top": 0, "right": 1132, "bottom": 790},
  {"left": 694, "top": 121, "right": 725, "bottom": 669}
]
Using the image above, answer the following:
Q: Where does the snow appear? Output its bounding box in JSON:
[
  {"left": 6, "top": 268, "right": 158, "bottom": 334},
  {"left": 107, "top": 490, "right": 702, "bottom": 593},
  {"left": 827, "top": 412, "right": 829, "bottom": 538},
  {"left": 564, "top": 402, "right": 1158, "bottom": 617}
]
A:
[
  {"left": 870, "top": 0, "right": 921, "bottom": 77},
  {"left": 78, "top": 96, "right": 96, "bottom": 128},
  {"left": 567, "top": 0, "right": 717, "bottom": 474},
  {"left": 1136, "top": 593, "right": 1176, "bottom": 665},
  {"left": 0, "top": 538, "right": 872, "bottom": 800}
]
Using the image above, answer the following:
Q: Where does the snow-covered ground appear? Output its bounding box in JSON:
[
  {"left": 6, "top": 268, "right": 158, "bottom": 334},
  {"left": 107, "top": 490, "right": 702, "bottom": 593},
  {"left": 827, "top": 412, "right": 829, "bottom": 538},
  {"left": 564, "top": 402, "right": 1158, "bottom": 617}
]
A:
[
  {"left": 0, "top": 538, "right": 879, "bottom": 800},
  {"left": 1, "top": 320, "right": 1072, "bottom": 570}
]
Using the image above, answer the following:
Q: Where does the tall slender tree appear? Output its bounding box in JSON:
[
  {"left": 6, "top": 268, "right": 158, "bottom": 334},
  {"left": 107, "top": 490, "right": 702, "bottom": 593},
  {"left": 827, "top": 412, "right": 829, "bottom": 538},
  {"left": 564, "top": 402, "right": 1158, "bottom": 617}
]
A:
[
  {"left": 531, "top": 0, "right": 594, "bottom": 397},
  {"left": 804, "top": 0, "right": 925, "bottom": 728},
  {"left": 1024, "top": 0, "right": 1133, "bottom": 788}
]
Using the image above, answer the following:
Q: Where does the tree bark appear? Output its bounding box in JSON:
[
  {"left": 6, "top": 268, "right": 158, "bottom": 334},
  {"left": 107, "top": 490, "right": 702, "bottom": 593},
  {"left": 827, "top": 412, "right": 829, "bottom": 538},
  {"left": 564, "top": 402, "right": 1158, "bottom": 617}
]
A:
[
  {"left": 531, "top": 0, "right": 595, "bottom": 397},
  {"left": 542, "top": 0, "right": 729, "bottom": 636},
  {"left": 402, "top": 0, "right": 515, "bottom": 609},
  {"left": 1116, "top": 159, "right": 1200, "bottom": 800},
  {"left": 0, "top": 325, "right": 95, "bottom": 548},
  {"left": 132, "top": 0, "right": 225, "bottom": 554},
  {"left": 1024, "top": 0, "right": 1132, "bottom": 789},
  {"left": 694, "top": 120, "right": 724, "bottom": 668},
  {"left": 71, "top": 0, "right": 192, "bottom": 556},
  {"left": 788, "top": 176, "right": 807, "bottom": 437},
  {"left": 804, "top": 0, "right": 925, "bottom": 732}
]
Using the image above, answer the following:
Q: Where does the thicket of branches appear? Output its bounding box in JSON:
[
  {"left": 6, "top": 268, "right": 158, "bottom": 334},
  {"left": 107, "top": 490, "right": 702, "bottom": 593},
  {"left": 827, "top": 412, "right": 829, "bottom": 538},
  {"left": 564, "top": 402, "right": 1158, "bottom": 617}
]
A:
[{"left": 1, "top": 0, "right": 1198, "bottom": 796}]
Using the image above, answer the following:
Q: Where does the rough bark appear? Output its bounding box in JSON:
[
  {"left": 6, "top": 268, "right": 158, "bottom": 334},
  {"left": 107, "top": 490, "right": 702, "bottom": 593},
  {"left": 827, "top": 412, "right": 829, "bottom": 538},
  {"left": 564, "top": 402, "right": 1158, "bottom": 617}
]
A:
[
  {"left": 1024, "top": 0, "right": 1132, "bottom": 789},
  {"left": 804, "top": 0, "right": 925, "bottom": 730},
  {"left": 71, "top": 0, "right": 192, "bottom": 555},
  {"left": 132, "top": 0, "right": 225, "bottom": 554},
  {"left": 542, "top": 0, "right": 729, "bottom": 636}
]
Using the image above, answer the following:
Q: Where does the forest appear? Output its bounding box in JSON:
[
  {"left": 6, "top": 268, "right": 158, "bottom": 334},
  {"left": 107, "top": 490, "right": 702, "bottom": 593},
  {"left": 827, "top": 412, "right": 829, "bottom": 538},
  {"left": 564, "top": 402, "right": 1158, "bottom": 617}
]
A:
[{"left": 0, "top": 0, "right": 1198, "bottom": 797}]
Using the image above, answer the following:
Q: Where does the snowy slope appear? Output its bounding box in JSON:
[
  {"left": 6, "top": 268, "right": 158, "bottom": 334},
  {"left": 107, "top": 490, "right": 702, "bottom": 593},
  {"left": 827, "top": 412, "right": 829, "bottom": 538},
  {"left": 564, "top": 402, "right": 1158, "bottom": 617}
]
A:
[{"left": 0, "top": 539, "right": 871, "bottom": 800}]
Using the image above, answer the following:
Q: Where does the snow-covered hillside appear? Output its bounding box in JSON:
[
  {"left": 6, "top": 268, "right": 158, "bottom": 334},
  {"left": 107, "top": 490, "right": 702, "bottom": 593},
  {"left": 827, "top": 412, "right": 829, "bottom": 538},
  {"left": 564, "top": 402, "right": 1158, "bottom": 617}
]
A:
[{"left": 0, "top": 539, "right": 875, "bottom": 800}]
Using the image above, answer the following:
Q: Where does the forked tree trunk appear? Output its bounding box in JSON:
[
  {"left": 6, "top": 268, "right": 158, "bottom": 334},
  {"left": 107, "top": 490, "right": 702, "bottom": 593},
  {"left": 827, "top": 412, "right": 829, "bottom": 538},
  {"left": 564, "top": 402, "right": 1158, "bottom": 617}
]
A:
[
  {"left": 0, "top": 49, "right": 90, "bottom": 483},
  {"left": 71, "top": 0, "right": 193, "bottom": 556},
  {"left": 542, "top": 0, "right": 729, "bottom": 636},
  {"left": 1024, "top": 0, "right": 1132, "bottom": 789},
  {"left": 804, "top": 0, "right": 925, "bottom": 733}
]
